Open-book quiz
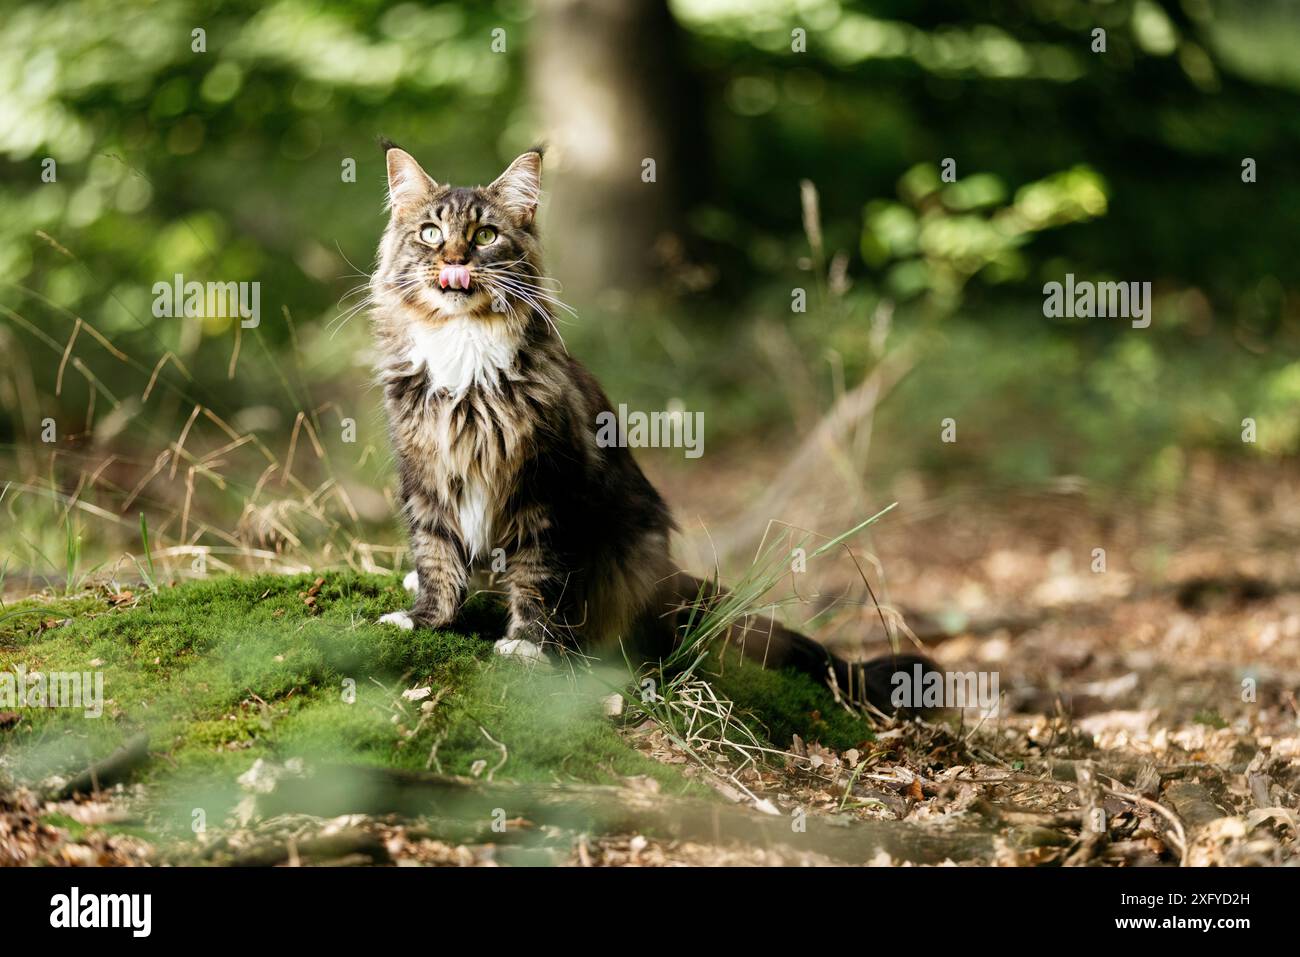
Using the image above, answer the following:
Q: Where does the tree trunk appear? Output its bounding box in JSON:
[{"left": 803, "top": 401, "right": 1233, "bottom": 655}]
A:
[{"left": 529, "top": 0, "right": 694, "bottom": 300}]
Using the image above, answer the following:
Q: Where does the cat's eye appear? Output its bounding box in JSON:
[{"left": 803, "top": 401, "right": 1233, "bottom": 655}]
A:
[
  {"left": 419, "top": 224, "right": 442, "bottom": 244},
  {"left": 473, "top": 226, "right": 497, "bottom": 246}
]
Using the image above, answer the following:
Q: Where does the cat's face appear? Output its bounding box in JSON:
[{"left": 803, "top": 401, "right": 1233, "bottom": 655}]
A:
[{"left": 373, "top": 148, "right": 543, "bottom": 322}]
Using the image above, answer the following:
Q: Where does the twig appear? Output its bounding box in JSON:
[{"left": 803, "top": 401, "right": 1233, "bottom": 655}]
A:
[{"left": 1102, "top": 780, "right": 1187, "bottom": 866}]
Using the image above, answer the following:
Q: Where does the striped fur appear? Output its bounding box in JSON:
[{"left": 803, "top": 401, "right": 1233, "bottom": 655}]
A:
[
  {"left": 370, "top": 146, "right": 933, "bottom": 713},
  {"left": 371, "top": 145, "right": 675, "bottom": 650}
]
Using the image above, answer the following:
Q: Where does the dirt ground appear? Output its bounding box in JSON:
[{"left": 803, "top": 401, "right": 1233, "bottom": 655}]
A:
[
  {"left": 3, "top": 453, "right": 1297, "bottom": 866},
  {"left": 625, "top": 451, "right": 1300, "bottom": 865}
]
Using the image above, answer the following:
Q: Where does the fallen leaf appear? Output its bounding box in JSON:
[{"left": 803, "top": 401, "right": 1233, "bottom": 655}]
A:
[{"left": 1246, "top": 807, "right": 1296, "bottom": 830}]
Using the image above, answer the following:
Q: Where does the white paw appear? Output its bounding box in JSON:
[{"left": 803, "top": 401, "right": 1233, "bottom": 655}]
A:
[
  {"left": 378, "top": 611, "right": 415, "bottom": 631},
  {"left": 493, "top": 637, "right": 547, "bottom": 665},
  {"left": 402, "top": 570, "right": 419, "bottom": 594}
]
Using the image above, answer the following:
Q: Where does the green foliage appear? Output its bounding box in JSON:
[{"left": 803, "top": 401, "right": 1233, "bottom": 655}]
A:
[
  {"left": 621, "top": 510, "right": 891, "bottom": 763},
  {"left": 1, "top": 0, "right": 1297, "bottom": 581},
  {"left": 861, "top": 164, "right": 1108, "bottom": 308}
]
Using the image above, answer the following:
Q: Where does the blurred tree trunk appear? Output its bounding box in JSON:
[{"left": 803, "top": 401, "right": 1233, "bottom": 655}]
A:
[{"left": 529, "top": 0, "right": 696, "bottom": 300}]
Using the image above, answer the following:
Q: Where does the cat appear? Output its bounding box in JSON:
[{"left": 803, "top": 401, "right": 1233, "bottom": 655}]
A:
[{"left": 369, "top": 143, "right": 932, "bottom": 713}]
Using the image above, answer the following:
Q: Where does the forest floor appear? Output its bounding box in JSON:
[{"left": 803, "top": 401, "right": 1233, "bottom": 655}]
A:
[{"left": 2, "top": 459, "right": 1298, "bottom": 866}]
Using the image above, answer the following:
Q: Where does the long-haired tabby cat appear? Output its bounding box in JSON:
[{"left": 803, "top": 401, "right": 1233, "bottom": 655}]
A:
[{"left": 370, "top": 143, "right": 930, "bottom": 714}]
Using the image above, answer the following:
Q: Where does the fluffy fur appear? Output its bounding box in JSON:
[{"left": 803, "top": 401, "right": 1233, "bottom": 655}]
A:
[{"left": 370, "top": 144, "right": 930, "bottom": 713}]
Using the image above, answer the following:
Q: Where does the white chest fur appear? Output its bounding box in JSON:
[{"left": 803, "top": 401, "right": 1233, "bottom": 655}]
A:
[
  {"left": 400, "top": 316, "right": 521, "bottom": 562},
  {"left": 404, "top": 316, "right": 518, "bottom": 397},
  {"left": 456, "top": 478, "right": 493, "bottom": 561}
]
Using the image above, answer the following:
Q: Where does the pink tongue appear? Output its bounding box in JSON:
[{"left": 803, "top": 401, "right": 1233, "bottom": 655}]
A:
[{"left": 439, "top": 265, "right": 471, "bottom": 290}]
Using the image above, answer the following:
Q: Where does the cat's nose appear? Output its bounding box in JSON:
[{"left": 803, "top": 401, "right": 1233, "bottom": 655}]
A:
[{"left": 439, "top": 264, "right": 471, "bottom": 290}]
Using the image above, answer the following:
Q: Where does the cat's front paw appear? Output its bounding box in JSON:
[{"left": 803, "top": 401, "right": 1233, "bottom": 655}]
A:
[
  {"left": 378, "top": 607, "right": 456, "bottom": 631},
  {"left": 493, "top": 637, "right": 549, "bottom": 668},
  {"left": 402, "top": 570, "right": 419, "bottom": 594},
  {"left": 378, "top": 610, "right": 416, "bottom": 631}
]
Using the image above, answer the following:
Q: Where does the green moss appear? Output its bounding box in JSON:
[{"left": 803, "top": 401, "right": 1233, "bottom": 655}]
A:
[
  {"left": 40, "top": 811, "right": 90, "bottom": 842},
  {"left": 1, "top": 573, "right": 875, "bottom": 845},
  {"left": 1193, "top": 709, "right": 1228, "bottom": 730},
  {"left": 706, "top": 653, "right": 875, "bottom": 751}
]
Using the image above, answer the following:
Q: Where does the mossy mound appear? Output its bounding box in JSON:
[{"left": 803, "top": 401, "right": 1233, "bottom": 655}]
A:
[{"left": 0, "top": 573, "right": 873, "bottom": 844}]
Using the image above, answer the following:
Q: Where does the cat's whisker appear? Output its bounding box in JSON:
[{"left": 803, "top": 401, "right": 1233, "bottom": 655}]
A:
[
  {"left": 480, "top": 270, "right": 566, "bottom": 294},
  {"left": 327, "top": 304, "right": 372, "bottom": 337},
  {"left": 475, "top": 266, "right": 567, "bottom": 294},
  {"left": 478, "top": 276, "right": 533, "bottom": 323},
  {"left": 496, "top": 288, "right": 577, "bottom": 325},
  {"left": 329, "top": 277, "right": 427, "bottom": 337},
  {"left": 477, "top": 276, "right": 567, "bottom": 351},
  {"left": 478, "top": 263, "right": 562, "bottom": 285},
  {"left": 339, "top": 282, "right": 376, "bottom": 303},
  {"left": 477, "top": 273, "right": 578, "bottom": 320},
  {"left": 484, "top": 280, "right": 549, "bottom": 321},
  {"left": 476, "top": 260, "right": 560, "bottom": 279},
  {"left": 333, "top": 242, "right": 375, "bottom": 284}
]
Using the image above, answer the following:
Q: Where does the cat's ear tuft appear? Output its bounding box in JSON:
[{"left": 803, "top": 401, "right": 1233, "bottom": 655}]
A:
[
  {"left": 488, "top": 150, "right": 543, "bottom": 225},
  {"left": 385, "top": 147, "right": 437, "bottom": 215}
]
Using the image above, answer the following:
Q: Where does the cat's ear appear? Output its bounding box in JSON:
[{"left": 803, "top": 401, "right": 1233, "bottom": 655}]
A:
[
  {"left": 385, "top": 147, "right": 437, "bottom": 215},
  {"left": 487, "top": 150, "right": 542, "bottom": 225}
]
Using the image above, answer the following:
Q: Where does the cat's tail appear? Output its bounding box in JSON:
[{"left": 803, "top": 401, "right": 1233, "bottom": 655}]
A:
[{"left": 654, "top": 573, "right": 941, "bottom": 716}]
